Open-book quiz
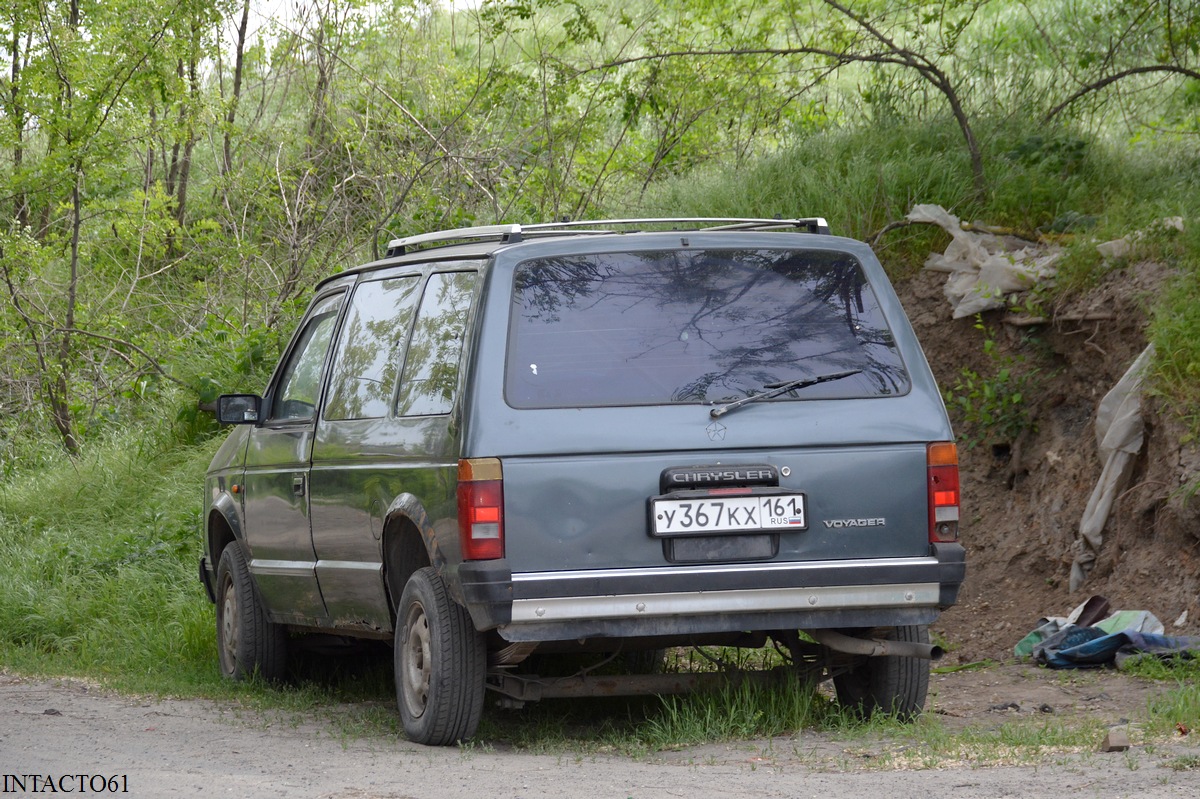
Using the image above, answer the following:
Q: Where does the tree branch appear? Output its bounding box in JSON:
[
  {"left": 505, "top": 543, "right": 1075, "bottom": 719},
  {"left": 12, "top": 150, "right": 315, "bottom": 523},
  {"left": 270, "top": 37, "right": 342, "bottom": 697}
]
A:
[
  {"left": 52, "top": 327, "right": 188, "bottom": 389},
  {"left": 1045, "top": 64, "right": 1200, "bottom": 121}
]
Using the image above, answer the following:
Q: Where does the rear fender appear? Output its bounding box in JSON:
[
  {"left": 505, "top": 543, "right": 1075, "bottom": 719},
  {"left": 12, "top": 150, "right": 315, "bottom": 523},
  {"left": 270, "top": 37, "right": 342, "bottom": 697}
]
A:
[
  {"left": 383, "top": 493, "right": 447, "bottom": 570},
  {"left": 381, "top": 493, "right": 462, "bottom": 613}
]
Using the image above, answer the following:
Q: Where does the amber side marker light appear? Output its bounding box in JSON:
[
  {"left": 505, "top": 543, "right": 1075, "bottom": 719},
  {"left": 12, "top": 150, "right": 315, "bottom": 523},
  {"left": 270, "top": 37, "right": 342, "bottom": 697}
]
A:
[
  {"left": 458, "top": 458, "right": 504, "bottom": 560},
  {"left": 927, "top": 442, "right": 960, "bottom": 543}
]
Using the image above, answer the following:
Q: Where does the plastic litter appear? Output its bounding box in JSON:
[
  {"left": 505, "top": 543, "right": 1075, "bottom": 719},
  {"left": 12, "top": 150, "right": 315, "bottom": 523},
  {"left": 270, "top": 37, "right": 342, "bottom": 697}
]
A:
[
  {"left": 1069, "top": 345, "right": 1154, "bottom": 592},
  {"left": 907, "top": 204, "right": 1060, "bottom": 318}
]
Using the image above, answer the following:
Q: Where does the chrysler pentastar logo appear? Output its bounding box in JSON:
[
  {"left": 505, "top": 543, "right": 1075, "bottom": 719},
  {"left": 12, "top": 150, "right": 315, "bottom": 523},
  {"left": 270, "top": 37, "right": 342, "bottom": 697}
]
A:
[{"left": 706, "top": 421, "right": 727, "bottom": 441}]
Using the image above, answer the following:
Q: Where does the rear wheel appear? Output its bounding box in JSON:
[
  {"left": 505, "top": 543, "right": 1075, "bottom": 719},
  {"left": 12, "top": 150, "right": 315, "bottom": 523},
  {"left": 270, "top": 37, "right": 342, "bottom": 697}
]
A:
[
  {"left": 215, "top": 540, "right": 287, "bottom": 681},
  {"left": 395, "top": 567, "right": 486, "bottom": 745},
  {"left": 831, "top": 625, "right": 930, "bottom": 720},
  {"left": 622, "top": 648, "right": 666, "bottom": 675}
]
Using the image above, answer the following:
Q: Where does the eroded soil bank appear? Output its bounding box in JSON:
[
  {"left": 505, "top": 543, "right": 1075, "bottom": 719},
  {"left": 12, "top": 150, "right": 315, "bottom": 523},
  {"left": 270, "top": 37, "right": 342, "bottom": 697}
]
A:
[{"left": 903, "top": 258, "right": 1200, "bottom": 664}]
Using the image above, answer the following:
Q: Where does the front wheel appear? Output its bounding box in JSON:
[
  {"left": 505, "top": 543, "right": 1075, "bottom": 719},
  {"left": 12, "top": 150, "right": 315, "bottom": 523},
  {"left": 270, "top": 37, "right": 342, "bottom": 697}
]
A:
[
  {"left": 395, "top": 567, "right": 486, "bottom": 745},
  {"left": 215, "top": 540, "right": 287, "bottom": 681},
  {"left": 831, "top": 625, "right": 930, "bottom": 720}
]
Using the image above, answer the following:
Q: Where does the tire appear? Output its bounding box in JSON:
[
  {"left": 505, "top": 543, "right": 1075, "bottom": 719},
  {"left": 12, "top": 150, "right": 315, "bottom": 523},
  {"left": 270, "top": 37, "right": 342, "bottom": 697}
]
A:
[
  {"left": 831, "top": 625, "right": 930, "bottom": 720},
  {"left": 215, "top": 540, "right": 287, "bottom": 682},
  {"left": 395, "top": 567, "right": 486, "bottom": 746},
  {"left": 622, "top": 648, "right": 666, "bottom": 675}
]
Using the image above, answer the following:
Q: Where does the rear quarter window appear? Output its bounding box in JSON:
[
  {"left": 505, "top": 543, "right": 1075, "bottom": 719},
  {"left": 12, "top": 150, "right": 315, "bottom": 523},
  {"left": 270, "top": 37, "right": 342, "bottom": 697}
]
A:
[
  {"left": 505, "top": 248, "right": 910, "bottom": 409},
  {"left": 395, "top": 270, "right": 478, "bottom": 417}
]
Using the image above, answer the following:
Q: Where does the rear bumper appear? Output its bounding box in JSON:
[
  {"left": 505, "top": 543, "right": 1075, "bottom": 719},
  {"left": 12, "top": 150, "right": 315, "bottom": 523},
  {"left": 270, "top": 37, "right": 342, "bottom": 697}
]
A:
[{"left": 458, "top": 543, "right": 965, "bottom": 641}]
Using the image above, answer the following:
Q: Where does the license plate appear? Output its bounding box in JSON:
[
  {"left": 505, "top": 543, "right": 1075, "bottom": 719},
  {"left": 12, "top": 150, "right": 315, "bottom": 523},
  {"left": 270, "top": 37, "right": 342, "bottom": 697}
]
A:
[{"left": 651, "top": 493, "right": 807, "bottom": 536}]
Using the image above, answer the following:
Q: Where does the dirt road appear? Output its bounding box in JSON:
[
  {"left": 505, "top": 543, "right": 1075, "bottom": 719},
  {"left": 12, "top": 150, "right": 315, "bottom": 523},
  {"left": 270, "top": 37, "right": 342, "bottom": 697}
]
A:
[{"left": 2, "top": 666, "right": 1198, "bottom": 798}]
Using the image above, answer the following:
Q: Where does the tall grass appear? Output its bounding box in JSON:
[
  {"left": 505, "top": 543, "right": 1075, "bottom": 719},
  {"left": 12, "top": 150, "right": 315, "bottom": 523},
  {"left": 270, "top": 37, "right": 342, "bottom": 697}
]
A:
[
  {"left": 640, "top": 118, "right": 974, "bottom": 255},
  {"left": 1148, "top": 225, "right": 1200, "bottom": 432},
  {"left": 640, "top": 676, "right": 839, "bottom": 748},
  {"left": 0, "top": 402, "right": 224, "bottom": 693}
]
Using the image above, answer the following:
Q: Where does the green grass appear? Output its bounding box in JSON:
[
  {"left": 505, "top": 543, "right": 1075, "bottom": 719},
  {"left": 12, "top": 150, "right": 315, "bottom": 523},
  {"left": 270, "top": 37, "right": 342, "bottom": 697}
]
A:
[
  {"left": 639, "top": 675, "right": 842, "bottom": 749},
  {"left": 640, "top": 117, "right": 974, "bottom": 275},
  {"left": 0, "top": 410, "right": 223, "bottom": 694},
  {"left": 1148, "top": 229, "right": 1200, "bottom": 435},
  {"left": 1120, "top": 656, "right": 1200, "bottom": 738}
]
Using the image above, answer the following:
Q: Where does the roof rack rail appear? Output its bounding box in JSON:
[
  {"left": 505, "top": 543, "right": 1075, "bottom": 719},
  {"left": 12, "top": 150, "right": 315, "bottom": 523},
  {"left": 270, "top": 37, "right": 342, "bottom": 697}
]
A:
[{"left": 384, "top": 217, "right": 830, "bottom": 257}]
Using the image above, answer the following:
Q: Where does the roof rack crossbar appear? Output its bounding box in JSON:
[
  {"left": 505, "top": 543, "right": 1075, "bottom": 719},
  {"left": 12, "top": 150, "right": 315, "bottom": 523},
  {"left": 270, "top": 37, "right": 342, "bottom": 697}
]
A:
[
  {"left": 386, "top": 223, "right": 524, "bottom": 256},
  {"left": 384, "top": 217, "right": 830, "bottom": 257}
]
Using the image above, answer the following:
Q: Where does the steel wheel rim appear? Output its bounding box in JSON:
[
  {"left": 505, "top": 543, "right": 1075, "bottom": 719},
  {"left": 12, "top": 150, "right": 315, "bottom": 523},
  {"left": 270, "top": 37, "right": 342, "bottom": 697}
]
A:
[
  {"left": 402, "top": 602, "right": 431, "bottom": 718},
  {"left": 219, "top": 576, "right": 240, "bottom": 672}
]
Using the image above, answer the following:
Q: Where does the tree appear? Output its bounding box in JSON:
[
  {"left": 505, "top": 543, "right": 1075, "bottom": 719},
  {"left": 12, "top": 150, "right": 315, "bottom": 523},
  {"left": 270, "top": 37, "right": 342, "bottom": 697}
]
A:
[
  {"left": 557, "top": 0, "right": 991, "bottom": 197},
  {"left": 0, "top": 0, "right": 183, "bottom": 453},
  {"left": 1038, "top": 0, "right": 1200, "bottom": 124}
]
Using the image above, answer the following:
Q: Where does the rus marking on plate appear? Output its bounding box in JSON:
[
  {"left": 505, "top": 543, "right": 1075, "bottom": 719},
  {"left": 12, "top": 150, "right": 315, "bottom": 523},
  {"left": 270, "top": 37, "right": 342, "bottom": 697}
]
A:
[{"left": 706, "top": 421, "right": 727, "bottom": 441}]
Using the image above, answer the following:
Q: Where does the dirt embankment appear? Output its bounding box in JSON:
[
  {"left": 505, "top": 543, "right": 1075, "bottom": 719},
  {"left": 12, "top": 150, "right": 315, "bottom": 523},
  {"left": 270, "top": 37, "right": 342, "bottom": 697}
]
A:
[{"left": 904, "top": 258, "right": 1200, "bottom": 664}]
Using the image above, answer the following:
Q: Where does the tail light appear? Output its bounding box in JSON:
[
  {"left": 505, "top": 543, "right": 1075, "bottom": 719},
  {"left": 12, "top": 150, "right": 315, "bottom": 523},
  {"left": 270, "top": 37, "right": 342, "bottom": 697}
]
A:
[
  {"left": 927, "top": 442, "right": 960, "bottom": 543},
  {"left": 458, "top": 458, "right": 504, "bottom": 560}
]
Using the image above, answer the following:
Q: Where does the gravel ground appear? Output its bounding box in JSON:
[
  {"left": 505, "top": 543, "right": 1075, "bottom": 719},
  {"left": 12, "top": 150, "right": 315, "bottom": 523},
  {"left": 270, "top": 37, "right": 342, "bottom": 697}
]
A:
[{"left": 3, "top": 666, "right": 1199, "bottom": 798}]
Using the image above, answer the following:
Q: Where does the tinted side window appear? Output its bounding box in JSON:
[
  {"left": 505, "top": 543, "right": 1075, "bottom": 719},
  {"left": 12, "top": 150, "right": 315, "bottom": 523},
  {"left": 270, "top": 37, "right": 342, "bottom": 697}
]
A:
[
  {"left": 270, "top": 293, "right": 343, "bottom": 422},
  {"left": 395, "top": 271, "right": 478, "bottom": 417},
  {"left": 505, "top": 249, "right": 910, "bottom": 408},
  {"left": 324, "top": 276, "right": 422, "bottom": 420}
]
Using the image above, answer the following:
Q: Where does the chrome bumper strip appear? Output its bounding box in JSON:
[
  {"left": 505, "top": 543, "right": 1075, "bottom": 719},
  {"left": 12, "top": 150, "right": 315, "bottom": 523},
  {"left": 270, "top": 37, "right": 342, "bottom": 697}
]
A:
[{"left": 509, "top": 582, "right": 940, "bottom": 624}]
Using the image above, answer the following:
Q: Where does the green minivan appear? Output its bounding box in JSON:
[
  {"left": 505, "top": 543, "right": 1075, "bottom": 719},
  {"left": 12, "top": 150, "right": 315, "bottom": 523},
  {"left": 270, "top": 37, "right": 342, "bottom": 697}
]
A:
[{"left": 200, "top": 219, "right": 965, "bottom": 745}]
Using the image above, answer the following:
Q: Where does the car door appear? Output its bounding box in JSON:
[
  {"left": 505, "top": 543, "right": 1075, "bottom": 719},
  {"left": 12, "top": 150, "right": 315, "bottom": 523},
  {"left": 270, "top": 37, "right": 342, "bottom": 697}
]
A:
[
  {"left": 241, "top": 292, "right": 344, "bottom": 626},
  {"left": 308, "top": 274, "right": 423, "bottom": 631},
  {"left": 309, "top": 269, "right": 478, "bottom": 628}
]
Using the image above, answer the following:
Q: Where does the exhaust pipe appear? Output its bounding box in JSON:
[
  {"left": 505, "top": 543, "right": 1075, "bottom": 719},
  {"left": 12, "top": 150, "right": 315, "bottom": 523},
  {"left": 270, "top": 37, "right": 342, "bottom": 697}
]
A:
[{"left": 809, "top": 629, "right": 944, "bottom": 661}]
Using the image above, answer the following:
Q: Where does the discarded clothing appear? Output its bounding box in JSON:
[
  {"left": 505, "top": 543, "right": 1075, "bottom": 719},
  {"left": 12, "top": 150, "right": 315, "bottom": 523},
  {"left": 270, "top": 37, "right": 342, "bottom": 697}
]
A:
[
  {"left": 1015, "top": 595, "right": 1195, "bottom": 668},
  {"left": 1033, "top": 628, "right": 1200, "bottom": 669}
]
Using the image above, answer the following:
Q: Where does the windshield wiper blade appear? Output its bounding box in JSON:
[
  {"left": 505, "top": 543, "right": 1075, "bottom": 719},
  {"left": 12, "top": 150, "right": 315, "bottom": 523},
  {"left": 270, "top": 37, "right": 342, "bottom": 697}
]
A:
[{"left": 708, "top": 369, "right": 863, "bottom": 419}]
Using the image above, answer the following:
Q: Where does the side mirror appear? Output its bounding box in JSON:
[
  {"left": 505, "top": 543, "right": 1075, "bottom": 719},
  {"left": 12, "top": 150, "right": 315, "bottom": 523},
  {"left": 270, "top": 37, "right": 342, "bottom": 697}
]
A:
[{"left": 216, "top": 394, "right": 262, "bottom": 425}]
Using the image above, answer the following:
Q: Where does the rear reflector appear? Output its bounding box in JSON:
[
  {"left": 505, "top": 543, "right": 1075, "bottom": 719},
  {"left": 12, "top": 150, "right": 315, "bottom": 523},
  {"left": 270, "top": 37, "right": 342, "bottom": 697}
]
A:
[
  {"left": 927, "top": 442, "right": 960, "bottom": 543},
  {"left": 458, "top": 458, "right": 504, "bottom": 560}
]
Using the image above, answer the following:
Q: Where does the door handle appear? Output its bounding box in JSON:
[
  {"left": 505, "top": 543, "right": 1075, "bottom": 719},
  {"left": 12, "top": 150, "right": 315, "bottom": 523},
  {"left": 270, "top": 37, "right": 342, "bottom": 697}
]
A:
[{"left": 292, "top": 475, "right": 306, "bottom": 497}]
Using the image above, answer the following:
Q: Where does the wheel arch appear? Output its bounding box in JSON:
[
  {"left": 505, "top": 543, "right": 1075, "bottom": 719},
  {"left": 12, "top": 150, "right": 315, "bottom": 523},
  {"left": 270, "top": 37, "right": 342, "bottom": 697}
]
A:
[
  {"left": 381, "top": 494, "right": 446, "bottom": 617},
  {"left": 206, "top": 493, "right": 242, "bottom": 567}
]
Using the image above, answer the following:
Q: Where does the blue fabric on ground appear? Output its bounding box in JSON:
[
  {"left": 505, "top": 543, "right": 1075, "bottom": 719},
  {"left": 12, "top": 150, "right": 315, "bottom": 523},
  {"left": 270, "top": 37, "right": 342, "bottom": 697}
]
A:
[
  {"left": 1032, "top": 625, "right": 1107, "bottom": 668},
  {"left": 1032, "top": 625, "right": 1200, "bottom": 669}
]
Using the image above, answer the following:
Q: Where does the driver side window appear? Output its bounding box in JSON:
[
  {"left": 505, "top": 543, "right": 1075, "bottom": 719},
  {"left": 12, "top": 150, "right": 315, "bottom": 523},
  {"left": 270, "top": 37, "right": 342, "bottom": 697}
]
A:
[{"left": 270, "top": 294, "right": 343, "bottom": 422}]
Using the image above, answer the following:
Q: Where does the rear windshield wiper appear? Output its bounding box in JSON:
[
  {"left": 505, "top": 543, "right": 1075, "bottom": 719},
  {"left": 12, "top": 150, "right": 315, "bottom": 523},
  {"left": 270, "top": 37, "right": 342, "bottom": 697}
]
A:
[{"left": 708, "top": 369, "right": 863, "bottom": 419}]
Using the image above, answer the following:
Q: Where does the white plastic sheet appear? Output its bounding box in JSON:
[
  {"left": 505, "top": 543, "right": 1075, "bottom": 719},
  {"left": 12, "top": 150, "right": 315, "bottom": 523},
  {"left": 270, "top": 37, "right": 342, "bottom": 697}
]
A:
[
  {"left": 907, "top": 204, "right": 1060, "bottom": 318},
  {"left": 1069, "top": 345, "right": 1154, "bottom": 592},
  {"left": 1096, "top": 217, "right": 1185, "bottom": 260}
]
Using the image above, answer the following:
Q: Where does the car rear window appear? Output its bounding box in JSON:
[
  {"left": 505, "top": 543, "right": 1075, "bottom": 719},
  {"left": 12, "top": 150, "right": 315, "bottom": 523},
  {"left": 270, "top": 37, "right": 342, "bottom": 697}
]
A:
[{"left": 505, "top": 248, "right": 910, "bottom": 409}]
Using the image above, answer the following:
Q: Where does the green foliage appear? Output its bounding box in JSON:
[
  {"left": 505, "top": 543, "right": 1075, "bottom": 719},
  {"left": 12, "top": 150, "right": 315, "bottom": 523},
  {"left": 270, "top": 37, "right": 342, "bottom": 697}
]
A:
[
  {"left": 641, "top": 676, "right": 838, "bottom": 747},
  {"left": 0, "top": 417, "right": 222, "bottom": 692},
  {"left": 1146, "top": 224, "right": 1200, "bottom": 436},
  {"left": 1123, "top": 656, "right": 1200, "bottom": 738},
  {"left": 641, "top": 116, "right": 976, "bottom": 265},
  {"left": 2, "top": 0, "right": 1200, "bottom": 460},
  {"left": 987, "top": 129, "right": 1096, "bottom": 231},
  {"left": 945, "top": 317, "right": 1038, "bottom": 447}
]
